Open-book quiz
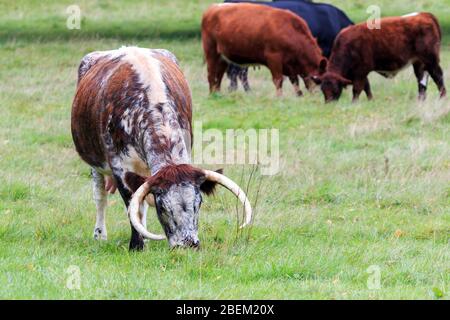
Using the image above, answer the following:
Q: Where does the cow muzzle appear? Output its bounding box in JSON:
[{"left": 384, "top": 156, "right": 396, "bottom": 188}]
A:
[{"left": 170, "top": 235, "right": 200, "bottom": 249}]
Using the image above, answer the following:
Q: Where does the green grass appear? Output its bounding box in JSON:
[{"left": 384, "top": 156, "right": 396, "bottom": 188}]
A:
[{"left": 0, "top": 0, "right": 449, "bottom": 299}]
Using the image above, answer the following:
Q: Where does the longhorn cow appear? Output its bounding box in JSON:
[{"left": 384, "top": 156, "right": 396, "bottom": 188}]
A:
[{"left": 71, "top": 46, "right": 252, "bottom": 250}]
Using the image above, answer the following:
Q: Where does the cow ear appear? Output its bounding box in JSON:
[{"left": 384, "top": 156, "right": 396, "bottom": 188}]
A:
[
  {"left": 310, "top": 75, "right": 322, "bottom": 85},
  {"left": 199, "top": 169, "right": 223, "bottom": 196},
  {"left": 124, "top": 172, "right": 146, "bottom": 193},
  {"left": 319, "top": 58, "right": 328, "bottom": 74}
]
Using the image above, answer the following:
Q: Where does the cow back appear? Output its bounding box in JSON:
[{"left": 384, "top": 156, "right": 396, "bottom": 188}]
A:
[
  {"left": 224, "top": 0, "right": 353, "bottom": 57},
  {"left": 71, "top": 47, "right": 192, "bottom": 170}
]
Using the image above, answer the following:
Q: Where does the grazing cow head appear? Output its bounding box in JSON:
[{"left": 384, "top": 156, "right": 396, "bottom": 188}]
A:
[
  {"left": 311, "top": 72, "right": 352, "bottom": 102},
  {"left": 126, "top": 164, "right": 252, "bottom": 249}
]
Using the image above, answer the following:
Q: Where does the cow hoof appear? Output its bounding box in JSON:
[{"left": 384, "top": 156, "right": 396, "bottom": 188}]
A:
[
  {"left": 129, "top": 233, "right": 145, "bottom": 251},
  {"left": 129, "top": 241, "right": 145, "bottom": 251},
  {"left": 93, "top": 227, "right": 107, "bottom": 240}
]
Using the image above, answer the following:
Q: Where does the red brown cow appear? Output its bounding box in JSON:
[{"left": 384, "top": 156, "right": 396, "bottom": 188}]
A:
[
  {"left": 71, "top": 47, "right": 252, "bottom": 250},
  {"left": 201, "top": 3, "right": 327, "bottom": 96},
  {"left": 311, "top": 12, "right": 446, "bottom": 102}
]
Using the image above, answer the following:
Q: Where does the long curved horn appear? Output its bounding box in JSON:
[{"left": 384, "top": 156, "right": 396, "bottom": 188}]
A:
[
  {"left": 202, "top": 169, "right": 252, "bottom": 228},
  {"left": 128, "top": 182, "right": 165, "bottom": 240}
]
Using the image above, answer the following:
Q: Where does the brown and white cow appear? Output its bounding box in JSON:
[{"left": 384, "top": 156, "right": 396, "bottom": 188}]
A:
[
  {"left": 201, "top": 3, "right": 327, "bottom": 96},
  {"left": 311, "top": 12, "right": 446, "bottom": 102},
  {"left": 71, "top": 46, "right": 252, "bottom": 250}
]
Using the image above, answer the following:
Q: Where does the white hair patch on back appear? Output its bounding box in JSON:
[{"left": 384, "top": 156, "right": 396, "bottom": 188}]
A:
[
  {"left": 121, "top": 46, "right": 168, "bottom": 105},
  {"left": 402, "top": 12, "right": 419, "bottom": 18}
]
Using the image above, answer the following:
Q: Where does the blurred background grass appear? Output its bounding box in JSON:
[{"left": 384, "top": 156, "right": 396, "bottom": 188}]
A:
[{"left": 1, "top": 0, "right": 450, "bottom": 43}]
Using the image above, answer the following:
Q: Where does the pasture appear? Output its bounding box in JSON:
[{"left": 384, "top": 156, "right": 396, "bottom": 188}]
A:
[{"left": 0, "top": 0, "right": 449, "bottom": 299}]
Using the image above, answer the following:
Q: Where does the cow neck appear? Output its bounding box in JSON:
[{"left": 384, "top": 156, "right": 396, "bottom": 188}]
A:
[
  {"left": 328, "top": 51, "right": 351, "bottom": 79},
  {"left": 142, "top": 101, "right": 191, "bottom": 175}
]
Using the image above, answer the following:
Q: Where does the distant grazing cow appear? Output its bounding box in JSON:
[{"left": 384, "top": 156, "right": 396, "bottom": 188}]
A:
[
  {"left": 71, "top": 46, "right": 252, "bottom": 250},
  {"left": 202, "top": 3, "right": 327, "bottom": 96},
  {"left": 224, "top": 0, "right": 353, "bottom": 92},
  {"left": 311, "top": 12, "right": 446, "bottom": 102}
]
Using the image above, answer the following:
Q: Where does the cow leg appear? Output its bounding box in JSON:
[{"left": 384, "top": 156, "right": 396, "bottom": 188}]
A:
[
  {"left": 227, "top": 65, "right": 239, "bottom": 92},
  {"left": 413, "top": 62, "right": 428, "bottom": 100},
  {"left": 92, "top": 169, "right": 108, "bottom": 240},
  {"left": 364, "top": 78, "right": 373, "bottom": 100},
  {"left": 266, "top": 55, "right": 284, "bottom": 96},
  {"left": 207, "top": 61, "right": 218, "bottom": 93},
  {"left": 212, "top": 60, "right": 228, "bottom": 93},
  {"left": 289, "top": 75, "right": 303, "bottom": 96},
  {"left": 207, "top": 60, "right": 227, "bottom": 93},
  {"left": 303, "top": 76, "right": 315, "bottom": 92},
  {"left": 238, "top": 67, "right": 251, "bottom": 92},
  {"left": 113, "top": 175, "right": 145, "bottom": 251},
  {"left": 352, "top": 78, "right": 366, "bottom": 102},
  {"left": 203, "top": 36, "right": 227, "bottom": 93},
  {"left": 426, "top": 63, "right": 446, "bottom": 98}
]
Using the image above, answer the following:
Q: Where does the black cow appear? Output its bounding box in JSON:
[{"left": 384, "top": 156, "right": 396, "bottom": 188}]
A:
[{"left": 224, "top": 0, "right": 353, "bottom": 92}]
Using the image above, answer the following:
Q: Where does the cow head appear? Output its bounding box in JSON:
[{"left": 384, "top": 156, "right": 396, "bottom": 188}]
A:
[
  {"left": 310, "top": 72, "right": 352, "bottom": 102},
  {"left": 126, "top": 164, "right": 252, "bottom": 249}
]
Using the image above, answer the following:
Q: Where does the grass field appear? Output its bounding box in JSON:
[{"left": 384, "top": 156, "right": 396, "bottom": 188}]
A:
[{"left": 0, "top": 0, "right": 449, "bottom": 299}]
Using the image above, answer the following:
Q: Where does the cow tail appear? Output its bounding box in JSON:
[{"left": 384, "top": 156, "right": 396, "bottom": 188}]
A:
[{"left": 426, "top": 12, "right": 442, "bottom": 41}]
